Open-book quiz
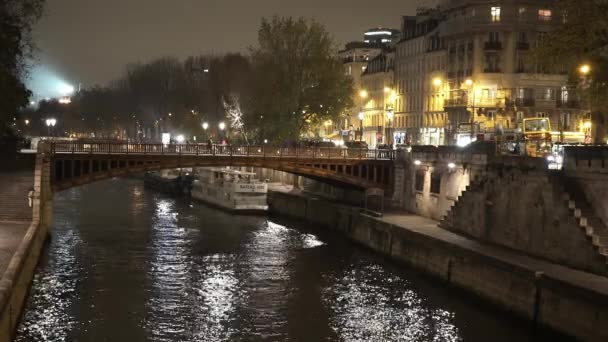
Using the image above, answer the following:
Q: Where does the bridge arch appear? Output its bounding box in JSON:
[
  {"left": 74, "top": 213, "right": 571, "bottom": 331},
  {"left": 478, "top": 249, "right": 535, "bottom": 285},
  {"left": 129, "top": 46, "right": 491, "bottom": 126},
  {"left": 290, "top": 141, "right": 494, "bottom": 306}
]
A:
[{"left": 44, "top": 143, "right": 395, "bottom": 194}]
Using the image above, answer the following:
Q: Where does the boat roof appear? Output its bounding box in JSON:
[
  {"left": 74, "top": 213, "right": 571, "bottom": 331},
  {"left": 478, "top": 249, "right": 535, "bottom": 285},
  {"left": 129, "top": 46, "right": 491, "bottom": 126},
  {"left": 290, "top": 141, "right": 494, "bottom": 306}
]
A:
[{"left": 202, "top": 168, "right": 257, "bottom": 176}]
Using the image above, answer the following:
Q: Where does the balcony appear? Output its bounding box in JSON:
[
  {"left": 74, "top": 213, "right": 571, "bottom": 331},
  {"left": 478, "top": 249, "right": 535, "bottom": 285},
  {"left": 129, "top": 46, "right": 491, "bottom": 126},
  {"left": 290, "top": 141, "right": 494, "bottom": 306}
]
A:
[
  {"left": 444, "top": 98, "right": 468, "bottom": 107},
  {"left": 484, "top": 41, "right": 502, "bottom": 50},
  {"left": 557, "top": 99, "right": 581, "bottom": 109},
  {"left": 516, "top": 41, "right": 530, "bottom": 50},
  {"left": 515, "top": 98, "right": 535, "bottom": 107}
]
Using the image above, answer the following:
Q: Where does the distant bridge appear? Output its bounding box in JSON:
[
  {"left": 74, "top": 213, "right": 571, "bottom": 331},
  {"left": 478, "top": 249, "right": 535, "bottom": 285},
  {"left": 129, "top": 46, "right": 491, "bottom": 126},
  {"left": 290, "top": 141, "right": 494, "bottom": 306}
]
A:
[{"left": 43, "top": 142, "right": 395, "bottom": 192}]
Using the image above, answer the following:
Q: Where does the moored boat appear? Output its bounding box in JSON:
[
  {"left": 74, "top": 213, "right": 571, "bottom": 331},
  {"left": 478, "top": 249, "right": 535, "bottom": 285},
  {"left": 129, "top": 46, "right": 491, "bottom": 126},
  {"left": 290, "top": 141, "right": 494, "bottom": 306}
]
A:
[{"left": 191, "top": 168, "right": 268, "bottom": 212}]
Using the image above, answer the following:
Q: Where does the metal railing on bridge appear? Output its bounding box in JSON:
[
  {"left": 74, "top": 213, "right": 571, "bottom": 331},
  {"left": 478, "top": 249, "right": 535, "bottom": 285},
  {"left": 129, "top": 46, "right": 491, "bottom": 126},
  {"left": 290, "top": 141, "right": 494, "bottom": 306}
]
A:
[{"left": 49, "top": 142, "right": 395, "bottom": 160}]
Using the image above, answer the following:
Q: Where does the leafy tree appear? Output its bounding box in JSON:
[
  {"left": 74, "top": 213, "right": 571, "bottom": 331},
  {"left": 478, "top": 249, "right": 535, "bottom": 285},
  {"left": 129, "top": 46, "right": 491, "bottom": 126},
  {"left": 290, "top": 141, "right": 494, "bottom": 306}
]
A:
[
  {"left": 0, "top": 0, "right": 45, "bottom": 140},
  {"left": 534, "top": 0, "right": 608, "bottom": 142},
  {"left": 249, "top": 16, "right": 353, "bottom": 143}
]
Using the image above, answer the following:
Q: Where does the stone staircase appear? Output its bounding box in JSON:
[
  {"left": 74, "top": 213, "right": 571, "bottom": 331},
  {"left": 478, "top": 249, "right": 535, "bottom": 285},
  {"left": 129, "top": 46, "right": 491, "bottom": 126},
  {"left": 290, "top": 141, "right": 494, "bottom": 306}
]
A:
[
  {"left": 559, "top": 176, "right": 608, "bottom": 265},
  {"left": 0, "top": 171, "right": 34, "bottom": 222},
  {"left": 439, "top": 170, "right": 608, "bottom": 275},
  {"left": 440, "top": 175, "right": 485, "bottom": 228}
]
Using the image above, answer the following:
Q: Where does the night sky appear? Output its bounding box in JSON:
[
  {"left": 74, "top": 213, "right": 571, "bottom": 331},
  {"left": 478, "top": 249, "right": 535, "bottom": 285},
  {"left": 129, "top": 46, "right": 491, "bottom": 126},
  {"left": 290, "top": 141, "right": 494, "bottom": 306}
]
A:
[{"left": 30, "top": 0, "right": 427, "bottom": 95}]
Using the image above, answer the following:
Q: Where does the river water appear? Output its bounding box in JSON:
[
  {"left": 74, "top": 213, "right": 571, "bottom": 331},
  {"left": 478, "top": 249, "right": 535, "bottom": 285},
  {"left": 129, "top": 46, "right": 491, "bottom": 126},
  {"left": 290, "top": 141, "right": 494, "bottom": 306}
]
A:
[{"left": 15, "top": 178, "right": 563, "bottom": 341}]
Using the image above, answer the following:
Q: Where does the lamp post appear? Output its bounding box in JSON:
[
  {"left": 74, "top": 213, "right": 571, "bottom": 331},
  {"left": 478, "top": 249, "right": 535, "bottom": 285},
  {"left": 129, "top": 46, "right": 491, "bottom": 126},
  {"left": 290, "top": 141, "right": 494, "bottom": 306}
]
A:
[
  {"left": 464, "top": 79, "right": 476, "bottom": 141},
  {"left": 578, "top": 64, "right": 593, "bottom": 142},
  {"left": 387, "top": 109, "right": 394, "bottom": 145},
  {"left": 219, "top": 121, "right": 226, "bottom": 144},
  {"left": 45, "top": 118, "right": 57, "bottom": 137},
  {"left": 202, "top": 122, "right": 209, "bottom": 141},
  {"left": 358, "top": 111, "right": 364, "bottom": 142},
  {"left": 384, "top": 87, "right": 397, "bottom": 146},
  {"left": 359, "top": 90, "right": 368, "bottom": 142}
]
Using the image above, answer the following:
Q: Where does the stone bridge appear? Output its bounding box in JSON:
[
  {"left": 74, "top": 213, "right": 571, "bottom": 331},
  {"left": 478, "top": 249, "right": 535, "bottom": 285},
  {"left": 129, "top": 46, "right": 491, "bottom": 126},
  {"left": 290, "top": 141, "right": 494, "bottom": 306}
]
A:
[{"left": 43, "top": 142, "right": 395, "bottom": 193}]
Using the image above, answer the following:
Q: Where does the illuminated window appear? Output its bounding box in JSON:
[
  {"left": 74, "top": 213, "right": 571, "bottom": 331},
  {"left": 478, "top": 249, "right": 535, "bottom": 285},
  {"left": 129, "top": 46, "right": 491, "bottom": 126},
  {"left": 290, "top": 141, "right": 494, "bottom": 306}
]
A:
[
  {"left": 538, "top": 9, "right": 552, "bottom": 21},
  {"left": 491, "top": 6, "right": 501, "bottom": 22},
  {"left": 519, "top": 7, "right": 526, "bottom": 16}
]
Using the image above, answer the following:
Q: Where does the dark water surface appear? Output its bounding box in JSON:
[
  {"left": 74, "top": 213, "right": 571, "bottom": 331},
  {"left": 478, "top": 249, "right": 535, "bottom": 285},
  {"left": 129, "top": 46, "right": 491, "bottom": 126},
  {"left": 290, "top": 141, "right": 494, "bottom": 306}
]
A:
[{"left": 16, "top": 179, "right": 562, "bottom": 341}]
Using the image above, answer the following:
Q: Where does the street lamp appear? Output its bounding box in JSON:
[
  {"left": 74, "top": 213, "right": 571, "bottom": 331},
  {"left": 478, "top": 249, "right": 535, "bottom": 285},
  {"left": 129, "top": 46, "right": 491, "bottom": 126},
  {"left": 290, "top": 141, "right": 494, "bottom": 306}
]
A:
[
  {"left": 579, "top": 64, "right": 591, "bottom": 76},
  {"left": 45, "top": 118, "right": 57, "bottom": 136},
  {"left": 359, "top": 90, "right": 368, "bottom": 99},
  {"left": 464, "top": 79, "right": 476, "bottom": 141},
  {"left": 358, "top": 111, "right": 364, "bottom": 142},
  {"left": 219, "top": 121, "right": 226, "bottom": 143},
  {"left": 387, "top": 109, "right": 394, "bottom": 145},
  {"left": 433, "top": 77, "right": 443, "bottom": 87}
]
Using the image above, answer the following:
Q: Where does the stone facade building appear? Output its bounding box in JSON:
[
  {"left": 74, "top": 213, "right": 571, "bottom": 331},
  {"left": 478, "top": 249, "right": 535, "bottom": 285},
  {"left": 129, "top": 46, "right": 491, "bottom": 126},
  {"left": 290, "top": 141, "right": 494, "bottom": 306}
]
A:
[
  {"left": 360, "top": 49, "right": 395, "bottom": 147},
  {"left": 388, "top": 0, "right": 589, "bottom": 146}
]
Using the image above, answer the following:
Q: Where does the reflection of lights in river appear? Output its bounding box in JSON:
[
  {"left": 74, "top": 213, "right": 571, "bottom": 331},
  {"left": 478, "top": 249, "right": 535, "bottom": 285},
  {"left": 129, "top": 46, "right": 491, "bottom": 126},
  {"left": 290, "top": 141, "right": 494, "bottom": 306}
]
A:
[
  {"left": 324, "top": 263, "right": 460, "bottom": 341},
  {"left": 145, "top": 196, "right": 193, "bottom": 340}
]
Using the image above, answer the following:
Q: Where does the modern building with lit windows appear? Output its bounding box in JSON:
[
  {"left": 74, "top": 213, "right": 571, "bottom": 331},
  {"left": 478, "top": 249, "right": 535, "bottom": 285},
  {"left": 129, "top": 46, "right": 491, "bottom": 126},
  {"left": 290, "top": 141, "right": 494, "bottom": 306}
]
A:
[
  {"left": 338, "top": 35, "right": 398, "bottom": 143},
  {"left": 391, "top": 1, "right": 589, "bottom": 146},
  {"left": 364, "top": 28, "right": 401, "bottom": 45}
]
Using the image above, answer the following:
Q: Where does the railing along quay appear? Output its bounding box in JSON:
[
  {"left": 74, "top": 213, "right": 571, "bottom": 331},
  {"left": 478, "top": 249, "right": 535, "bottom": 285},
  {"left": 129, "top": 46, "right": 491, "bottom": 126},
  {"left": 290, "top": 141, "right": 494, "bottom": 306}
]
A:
[{"left": 49, "top": 143, "right": 395, "bottom": 160}]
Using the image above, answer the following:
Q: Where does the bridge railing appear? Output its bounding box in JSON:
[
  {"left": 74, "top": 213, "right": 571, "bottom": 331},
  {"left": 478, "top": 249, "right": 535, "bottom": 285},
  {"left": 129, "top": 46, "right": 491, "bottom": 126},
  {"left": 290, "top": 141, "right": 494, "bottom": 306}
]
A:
[{"left": 49, "top": 142, "right": 395, "bottom": 160}]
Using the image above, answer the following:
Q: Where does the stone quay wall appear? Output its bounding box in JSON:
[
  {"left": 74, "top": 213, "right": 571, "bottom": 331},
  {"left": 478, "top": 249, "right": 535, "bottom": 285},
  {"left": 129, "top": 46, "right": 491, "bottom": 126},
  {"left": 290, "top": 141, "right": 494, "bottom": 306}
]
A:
[
  {"left": 0, "top": 150, "right": 53, "bottom": 341},
  {"left": 268, "top": 190, "right": 608, "bottom": 342}
]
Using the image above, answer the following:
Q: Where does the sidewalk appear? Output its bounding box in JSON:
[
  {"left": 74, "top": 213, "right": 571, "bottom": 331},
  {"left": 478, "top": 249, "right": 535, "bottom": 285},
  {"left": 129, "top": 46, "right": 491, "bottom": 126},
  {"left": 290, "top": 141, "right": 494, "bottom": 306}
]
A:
[
  {"left": 0, "top": 171, "right": 34, "bottom": 276},
  {"left": 381, "top": 212, "right": 608, "bottom": 296}
]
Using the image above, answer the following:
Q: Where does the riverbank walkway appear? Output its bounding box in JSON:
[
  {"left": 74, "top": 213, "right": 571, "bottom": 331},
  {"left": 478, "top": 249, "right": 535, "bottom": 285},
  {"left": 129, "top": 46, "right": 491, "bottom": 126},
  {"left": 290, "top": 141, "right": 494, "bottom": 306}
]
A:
[
  {"left": 0, "top": 170, "right": 34, "bottom": 278},
  {"left": 381, "top": 212, "right": 608, "bottom": 296}
]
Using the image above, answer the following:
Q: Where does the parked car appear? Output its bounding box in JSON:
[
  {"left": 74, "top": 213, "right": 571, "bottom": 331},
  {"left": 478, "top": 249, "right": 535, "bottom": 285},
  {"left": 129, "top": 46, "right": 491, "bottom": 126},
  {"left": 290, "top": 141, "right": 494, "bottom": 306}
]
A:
[
  {"left": 344, "top": 141, "right": 369, "bottom": 157},
  {"left": 344, "top": 141, "right": 368, "bottom": 149}
]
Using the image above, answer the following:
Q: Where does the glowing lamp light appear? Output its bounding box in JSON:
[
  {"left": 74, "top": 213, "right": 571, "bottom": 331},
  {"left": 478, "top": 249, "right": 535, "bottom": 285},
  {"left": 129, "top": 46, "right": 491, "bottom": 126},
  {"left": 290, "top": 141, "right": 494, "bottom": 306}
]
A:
[
  {"left": 219, "top": 122, "right": 226, "bottom": 130},
  {"left": 448, "top": 162, "right": 456, "bottom": 169},
  {"left": 579, "top": 64, "right": 591, "bottom": 75},
  {"left": 24, "top": 119, "right": 30, "bottom": 125},
  {"left": 176, "top": 134, "right": 185, "bottom": 143},
  {"left": 433, "top": 78, "right": 442, "bottom": 87},
  {"left": 359, "top": 90, "right": 368, "bottom": 99},
  {"left": 202, "top": 122, "right": 209, "bottom": 130},
  {"left": 465, "top": 79, "right": 473, "bottom": 87},
  {"left": 358, "top": 112, "right": 364, "bottom": 121},
  {"left": 414, "top": 160, "right": 422, "bottom": 166},
  {"left": 58, "top": 97, "right": 71, "bottom": 104},
  {"left": 45, "top": 118, "right": 57, "bottom": 127},
  {"left": 583, "top": 121, "right": 592, "bottom": 129},
  {"left": 264, "top": 139, "right": 268, "bottom": 144}
]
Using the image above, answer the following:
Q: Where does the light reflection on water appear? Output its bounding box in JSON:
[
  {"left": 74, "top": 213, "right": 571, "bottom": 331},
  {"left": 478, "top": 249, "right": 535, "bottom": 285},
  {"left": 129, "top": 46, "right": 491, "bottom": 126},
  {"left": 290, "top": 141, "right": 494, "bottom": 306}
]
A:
[
  {"left": 325, "top": 264, "right": 460, "bottom": 341},
  {"left": 15, "top": 179, "right": 558, "bottom": 341}
]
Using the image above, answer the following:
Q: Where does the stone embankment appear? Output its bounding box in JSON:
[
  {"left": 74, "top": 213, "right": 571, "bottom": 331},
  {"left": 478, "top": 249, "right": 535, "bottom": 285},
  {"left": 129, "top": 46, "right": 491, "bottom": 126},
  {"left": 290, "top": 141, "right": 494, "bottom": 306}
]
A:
[
  {"left": 268, "top": 190, "right": 608, "bottom": 342},
  {"left": 0, "top": 152, "right": 52, "bottom": 341}
]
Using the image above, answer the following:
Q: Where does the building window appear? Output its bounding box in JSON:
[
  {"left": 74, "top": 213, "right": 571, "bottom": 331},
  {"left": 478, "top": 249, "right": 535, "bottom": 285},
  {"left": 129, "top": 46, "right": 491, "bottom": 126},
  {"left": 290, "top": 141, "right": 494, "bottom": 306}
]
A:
[
  {"left": 517, "top": 32, "right": 527, "bottom": 43},
  {"left": 430, "top": 172, "right": 441, "bottom": 194},
  {"left": 489, "top": 32, "right": 500, "bottom": 42},
  {"left": 484, "top": 54, "right": 500, "bottom": 72},
  {"left": 415, "top": 170, "right": 425, "bottom": 192},
  {"left": 538, "top": 9, "right": 552, "bottom": 21},
  {"left": 519, "top": 7, "right": 526, "bottom": 16},
  {"left": 517, "top": 56, "right": 526, "bottom": 73},
  {"left": 491, "top": 6, "right": 501, "bottom": 22}
]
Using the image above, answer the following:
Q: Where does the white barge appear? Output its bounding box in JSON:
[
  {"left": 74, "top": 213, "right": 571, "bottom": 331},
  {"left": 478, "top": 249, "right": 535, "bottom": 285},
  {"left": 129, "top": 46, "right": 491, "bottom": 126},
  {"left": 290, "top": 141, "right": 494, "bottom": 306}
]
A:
[{"left": 191, "top": 168, "right": 268, "bottom": 212}]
